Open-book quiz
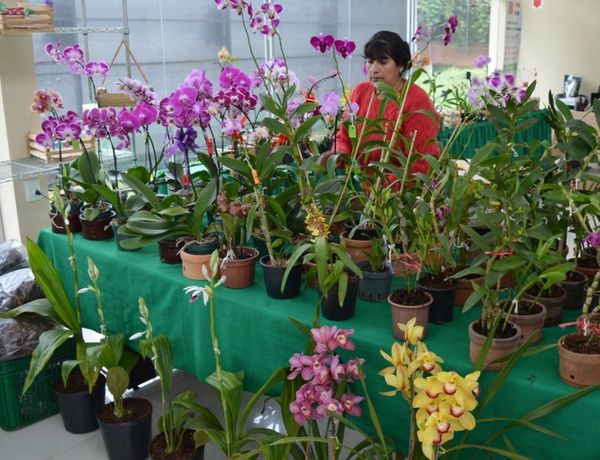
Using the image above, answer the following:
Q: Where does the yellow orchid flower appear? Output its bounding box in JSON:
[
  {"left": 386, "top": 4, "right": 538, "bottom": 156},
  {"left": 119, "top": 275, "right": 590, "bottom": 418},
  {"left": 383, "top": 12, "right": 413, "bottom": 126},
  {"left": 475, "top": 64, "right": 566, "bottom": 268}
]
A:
[
  {"left": 379, "top": 342, "right": 410, "bottom": 375},
  {"left": 434, "top": 371, "right": 480, "bottom": 409},
  {"left": 397, "top": 317, "right": 424, "bottom": 344},
  {"left": 381, "top": 367, "right": 409, "bottom": 397},
  {"left": 416, "top": 407, "right": 456, "bottom": 460},
  {"left": 407, "top": 343, "right": 443, "bottom": 376}
]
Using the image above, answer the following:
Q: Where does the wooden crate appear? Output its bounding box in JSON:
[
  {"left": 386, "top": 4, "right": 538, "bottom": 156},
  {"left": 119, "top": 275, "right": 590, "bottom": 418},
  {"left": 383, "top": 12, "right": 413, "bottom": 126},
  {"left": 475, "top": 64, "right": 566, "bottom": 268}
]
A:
[
  {"left": 28, "top": 133, "right": 95, "bottom": 164},
  {"left": 0, "top": 3, "right": 54, "bottom": 34}
]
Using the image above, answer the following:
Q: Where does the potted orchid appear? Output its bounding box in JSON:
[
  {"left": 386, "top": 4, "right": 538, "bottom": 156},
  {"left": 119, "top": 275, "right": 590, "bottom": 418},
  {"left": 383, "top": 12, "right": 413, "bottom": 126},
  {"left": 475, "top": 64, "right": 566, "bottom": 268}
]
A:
[{"left": 214, "top": 186, "right": 259, "bottom": 289}]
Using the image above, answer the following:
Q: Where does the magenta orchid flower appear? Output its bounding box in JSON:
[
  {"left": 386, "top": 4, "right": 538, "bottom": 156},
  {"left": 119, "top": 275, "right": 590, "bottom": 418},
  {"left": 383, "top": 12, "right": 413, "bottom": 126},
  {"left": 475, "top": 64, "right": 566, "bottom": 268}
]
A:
[
  {"left": 411, "top": 25, "right": 423, "bottom": 43},
  {"left": 334, "top": 38, "right": 356, "bottom": 59},
  {"left": 84, "top": 61, "right": 110, "bottom": 77},
  {"left": 310, "top": 33, "right": 335, "bottom": 53},
  {"left": 585, "top": 231, "right": 600, "bottom": 248},
  {"left": 443, "top": 15, "right": 459, "bottom": 46}
]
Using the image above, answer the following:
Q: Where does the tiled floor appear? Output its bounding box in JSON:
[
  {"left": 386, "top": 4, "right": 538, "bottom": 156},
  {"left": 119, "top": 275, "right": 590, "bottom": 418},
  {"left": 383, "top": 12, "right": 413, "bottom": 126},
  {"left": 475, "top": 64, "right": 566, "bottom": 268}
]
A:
[{"left": 0, "top": 369, "right": 285, "bottom": 460}]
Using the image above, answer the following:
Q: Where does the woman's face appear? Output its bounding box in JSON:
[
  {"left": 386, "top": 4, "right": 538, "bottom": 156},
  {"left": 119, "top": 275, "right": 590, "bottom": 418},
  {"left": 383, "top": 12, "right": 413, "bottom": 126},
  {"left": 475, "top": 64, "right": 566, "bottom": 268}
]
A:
[{"left": 366, "top": 55, "right": 403, "bottom": 89}]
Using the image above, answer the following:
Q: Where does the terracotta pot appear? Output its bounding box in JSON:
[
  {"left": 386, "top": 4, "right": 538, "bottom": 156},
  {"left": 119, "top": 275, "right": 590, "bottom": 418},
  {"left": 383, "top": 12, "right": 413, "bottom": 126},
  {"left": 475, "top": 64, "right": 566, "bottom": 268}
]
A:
[
  {"left": 454, "top": 275, "right": 484, "bottom": 306},
  {"left": 468, "top": 320, "right": 521, "bottom": 371},
  {"left": 340, "top": 232, "right": 372, "bottom": 263},
  {"left": 181, "top": 249, "right": 212, "bottom": 281},
  {"left": 388, "top": 290, "right": 433, "bottom": 340},
  {"left": 576, "top": 264, "right": 599, "bottom": 282},
  {"left": 391, "top": 252, "right": 419, "bottom": 277},
  {"left": 219, "top": 247, "right": 259, "bottom": 289},
  {"left": 50, "top": 210, "right": 82, "bottom": 234},
  {"left": 80, "top": 211, "right": 116, "bottom": 240},
  {"left": 558, "top": 335, "right": 600, "bottom": 388},
  {"left": 522, "top": 285, "right": 566, "bottom": 327},
  {"left": 157, "top": 237, "right": 184, "bottom": 264},
  {"left": 502, "top": 299, "right": 547, "bottom": 346},
  {"left": 561, "top": 270, "right": 588, "bottom": 310}
]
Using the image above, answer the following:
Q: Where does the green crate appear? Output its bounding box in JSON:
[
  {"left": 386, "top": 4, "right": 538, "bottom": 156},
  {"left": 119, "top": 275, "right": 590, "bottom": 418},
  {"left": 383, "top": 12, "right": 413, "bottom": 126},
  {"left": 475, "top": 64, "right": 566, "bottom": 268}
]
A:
[{"left": 0, "top": 341, "right": 75, "bottom": 431}]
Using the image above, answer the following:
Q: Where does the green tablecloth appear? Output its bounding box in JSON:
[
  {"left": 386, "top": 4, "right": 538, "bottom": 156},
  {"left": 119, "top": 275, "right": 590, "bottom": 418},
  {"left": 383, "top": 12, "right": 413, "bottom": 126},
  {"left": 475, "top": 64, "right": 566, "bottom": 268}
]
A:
[
  {"left": 439, "top": 110, "right": 552, "bottom": 159},
  {"left": 38, "top": 228, "right": 598, "bottom": 459}
]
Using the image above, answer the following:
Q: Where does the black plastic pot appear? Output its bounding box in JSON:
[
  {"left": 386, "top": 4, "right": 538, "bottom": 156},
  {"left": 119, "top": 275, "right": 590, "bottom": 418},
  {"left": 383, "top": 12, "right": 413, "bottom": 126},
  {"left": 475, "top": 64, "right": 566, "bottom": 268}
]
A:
[
  {"left": 260, "top": 256, "right": 302, "bottom": 299},
  {"left": 322, "top": 277, "right": 359, "bottom": 321},
  {"left": 98, "top": 398, "right": 152, "bottom": 460},
  {"left": 184, "top": 234, "right": 220, "bottom": 255},
  {"left": 357, "top": 261, "right": 394, "bottom": 302},
  {"left": 53, "top": 374, "right": 106, "bottom": 434},
  {"left": 157, "top": 237, "right": 184, "bottom": 264},
  {"left": 251, "top": 235, "right": 269, "bottom": 259},
  {"left": 149, "top": 431, "right": 205, "bottom": 460},
  {"left": 561, "top": 270, "right": 588, "bottom": 310},
  {"left": 417, "top": 281, "right": 457, "bottom": 324}
]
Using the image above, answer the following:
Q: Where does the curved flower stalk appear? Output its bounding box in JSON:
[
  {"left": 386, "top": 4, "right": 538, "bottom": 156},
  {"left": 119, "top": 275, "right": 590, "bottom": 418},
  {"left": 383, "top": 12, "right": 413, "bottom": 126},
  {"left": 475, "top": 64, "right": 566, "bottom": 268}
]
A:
[{"left": 379, "top": 317, "right": 478, "bottom": 459}]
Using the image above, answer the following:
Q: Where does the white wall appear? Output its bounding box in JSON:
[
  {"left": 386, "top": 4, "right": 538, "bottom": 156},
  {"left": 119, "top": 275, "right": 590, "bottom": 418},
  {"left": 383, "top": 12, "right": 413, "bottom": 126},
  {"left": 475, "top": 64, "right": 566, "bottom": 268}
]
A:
[{"left": 519, "top": 0, "right": 600, "bottom": 102}]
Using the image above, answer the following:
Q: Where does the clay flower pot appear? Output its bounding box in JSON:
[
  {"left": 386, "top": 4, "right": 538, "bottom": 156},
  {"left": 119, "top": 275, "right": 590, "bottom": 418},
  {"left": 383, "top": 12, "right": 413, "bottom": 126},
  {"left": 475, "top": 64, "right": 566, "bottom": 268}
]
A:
[
  {"left": 218, "top": 247, "right": 259, "bottom": 289},
  {"left": 340, "top": 232, "right": 372, "bottom": 263},
  {"left": 468, "top": 320, "right": 521, "bottom": 371},
  {"left": 502, "top": 299, "right": 547, "bottom": 346},
  {"left": 454, "top": 274, "right": 484, "bottom": 307},
  {"left": 522, "top": 285, "right": 566, "bottom": 326},
  {"left": 181, "top": 238, "right": 220, "bottom": 281},
  {"left": 388, "top": 289, "right": 433, "bottom": 340},
  {"left": 558, "top": 334, "right": 600, "bottom": 388}
]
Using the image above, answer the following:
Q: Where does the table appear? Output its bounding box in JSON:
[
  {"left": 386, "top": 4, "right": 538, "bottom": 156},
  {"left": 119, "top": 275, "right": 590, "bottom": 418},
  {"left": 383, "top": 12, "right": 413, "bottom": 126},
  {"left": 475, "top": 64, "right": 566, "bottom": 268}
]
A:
[
  {"left": 38, "top": 228, "right": 599, "bottom": 459},
  {"left": 439, "top": 110, "right": 552, "bottom": 159}
]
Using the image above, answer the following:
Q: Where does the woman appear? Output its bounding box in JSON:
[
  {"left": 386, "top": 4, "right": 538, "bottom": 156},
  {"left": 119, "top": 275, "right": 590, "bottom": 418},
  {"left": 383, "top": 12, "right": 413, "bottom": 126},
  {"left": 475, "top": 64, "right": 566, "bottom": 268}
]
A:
[{"left": 322, "top": 30, "right": 440, "bottom": 177}]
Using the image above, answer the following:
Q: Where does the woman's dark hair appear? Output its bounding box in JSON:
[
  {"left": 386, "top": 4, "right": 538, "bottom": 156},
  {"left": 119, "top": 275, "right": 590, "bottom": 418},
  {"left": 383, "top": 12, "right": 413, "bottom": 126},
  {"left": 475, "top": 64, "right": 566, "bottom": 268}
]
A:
[{"left": 364, "top": 31, "right": 412, "bottom": 74}]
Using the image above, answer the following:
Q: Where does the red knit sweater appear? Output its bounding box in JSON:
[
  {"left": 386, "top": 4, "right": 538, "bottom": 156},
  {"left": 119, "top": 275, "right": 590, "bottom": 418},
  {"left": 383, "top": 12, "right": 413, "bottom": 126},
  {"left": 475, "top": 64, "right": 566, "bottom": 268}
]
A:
[{"left": 334, "top": 80, "right": 440, "bottom": 176}]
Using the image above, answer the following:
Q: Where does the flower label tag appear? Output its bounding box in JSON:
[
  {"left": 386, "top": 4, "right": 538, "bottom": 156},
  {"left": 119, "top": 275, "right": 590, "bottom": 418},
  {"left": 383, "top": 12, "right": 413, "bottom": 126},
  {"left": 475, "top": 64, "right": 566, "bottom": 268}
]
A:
[{"left": 348, "top": 124, "right": 357, "bottom": 139}]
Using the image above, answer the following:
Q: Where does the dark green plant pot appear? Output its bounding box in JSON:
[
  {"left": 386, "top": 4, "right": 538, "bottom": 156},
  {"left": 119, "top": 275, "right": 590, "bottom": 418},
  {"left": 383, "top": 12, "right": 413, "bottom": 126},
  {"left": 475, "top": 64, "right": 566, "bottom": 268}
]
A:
[
  {"left": 53, "top": 374, "right": 106, "bottom": 434},
  {"left": 184, "top": 235, "right": 220, "bottom": 255},
  {"left": 322, "top": 277, "right": 359, "bottom": 321},
  {"left": 417, "top": 279, "right": 457, "bottom": 324},
  {"left": 357, "top": 261, "right": 394, "bottom": 302},
  {"left": 260, "top": 256, "right": 302, "bottom": 299},
  {"left": 97, "top": 398, "right": 152, "bottom": 460}
]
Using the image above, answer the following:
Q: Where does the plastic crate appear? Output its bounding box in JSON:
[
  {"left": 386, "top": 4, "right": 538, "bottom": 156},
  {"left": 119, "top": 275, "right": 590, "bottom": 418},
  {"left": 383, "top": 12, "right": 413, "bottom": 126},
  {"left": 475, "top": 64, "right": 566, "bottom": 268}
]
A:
[{"left": 0, "top": 340, "right": 75, "bottom": 431}]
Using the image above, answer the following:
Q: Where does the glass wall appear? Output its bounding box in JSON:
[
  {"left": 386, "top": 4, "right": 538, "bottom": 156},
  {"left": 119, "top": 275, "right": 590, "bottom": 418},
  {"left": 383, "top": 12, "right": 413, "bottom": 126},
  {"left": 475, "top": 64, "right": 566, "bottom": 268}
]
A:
[{"left": 32, "top": 0, "right": 488, "bottom": 161}]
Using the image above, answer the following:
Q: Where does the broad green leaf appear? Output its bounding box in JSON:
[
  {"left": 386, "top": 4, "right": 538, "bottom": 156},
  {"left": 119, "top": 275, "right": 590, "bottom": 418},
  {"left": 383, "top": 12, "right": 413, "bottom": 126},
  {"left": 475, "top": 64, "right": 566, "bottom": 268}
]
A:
[
  {"left": 26, "top": 239, "right": 79, "bottom": 332},
  {"left": 22, "top": 330, "right": 73, "bottom": 396}
]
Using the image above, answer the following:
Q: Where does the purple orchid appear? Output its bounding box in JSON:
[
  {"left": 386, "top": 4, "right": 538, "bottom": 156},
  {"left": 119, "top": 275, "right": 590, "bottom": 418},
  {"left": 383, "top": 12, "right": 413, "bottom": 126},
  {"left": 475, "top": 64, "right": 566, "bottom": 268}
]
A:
[
  {"left": 84, "top": 61, "right": 110, "bottom": 77},
  {"left": 319, "top": 91, "right": 340, "bottom": 119},
  {"left": 115, "top": 78, "right": 158, "bottom": 103},
  {"left": 411, "top": 25, "right": 423, "bottom": 43},
  {"left": 334, "top": 38, "right": 356, "bottom": 59},
  {"left": 310, "top": 33, "right": 335, "bottom": 53},
  {"left": 442, "top": 15, "right": 459, "bottom": 46},
  {"left": 132, "top": 102, "right": 159, "bottom": 126},
  {"left": 474, "top": 55, "right": 491, "bottom": 69},
  {"left": 219, "top": 67, "right": 251, "bottom": 90},
  {"left": 585, "top": 231, "right": 600, "bottom": 249},
  {"left": 214, "top": 0, "right": 247, "bottom": 15},
  {"left": 182, "top": 69, "right": 213, "bottom": 98}
]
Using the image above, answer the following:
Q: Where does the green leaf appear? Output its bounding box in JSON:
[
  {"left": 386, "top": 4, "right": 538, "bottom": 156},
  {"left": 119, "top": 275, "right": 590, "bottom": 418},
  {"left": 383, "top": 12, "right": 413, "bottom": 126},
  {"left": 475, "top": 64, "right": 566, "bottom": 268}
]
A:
[
  {"left": 191, "top": 178, "right": 217, "bottom": 237},
  {"left": 106, "top": 366, "right": 129, "bottom": 400},
  {"left": 261, "top": 117, "right": 289, "bottom": 137},
  {"left": 293, "top": 116, "right": 321, "bottom": 144},
  {"left": 22, "top": 330, "right": 73, "bottom": 396},
  {"left": 0, "top": 298, "right": 59, "bottom": 324},
  {"left": 478, "top": 333, "right": 537, "bottom": 413},
  {"left": 260, "top": 94, "right": 285, "bottom": 118},
  {"left": 26, "top": 239, "right": 79, "bottom": 332},
  {"left": 281, "top": 243, "right": 311, "bottom": 292},
  {"left": 121, "top": 172, "right": 161, "bottom": 210},
  {"left": 443, "top": 444, "right": 530, "bottom": 459}
]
